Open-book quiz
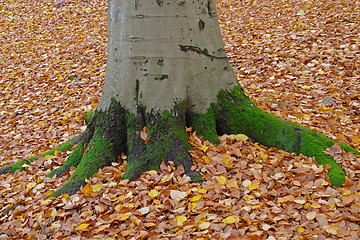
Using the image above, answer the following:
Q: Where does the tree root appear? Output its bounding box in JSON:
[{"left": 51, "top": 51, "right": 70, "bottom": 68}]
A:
[
  {"left": 0, "top": 135, "right": 81, "bottom": 175},
  {"left": 1, "top": 84, "right": 359, "bottom": 202},
  {"left": 212, "top": 85, "right": 360, "bottom": 187}
]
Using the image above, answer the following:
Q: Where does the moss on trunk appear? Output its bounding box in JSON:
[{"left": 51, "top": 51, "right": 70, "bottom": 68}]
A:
[{"left": 123, "top": 101, "right": 201, "bottom": 181}]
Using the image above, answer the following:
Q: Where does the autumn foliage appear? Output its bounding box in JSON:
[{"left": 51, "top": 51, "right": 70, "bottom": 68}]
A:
[{"left": 0, "top": 0, "right": 360, "bottom": 239}]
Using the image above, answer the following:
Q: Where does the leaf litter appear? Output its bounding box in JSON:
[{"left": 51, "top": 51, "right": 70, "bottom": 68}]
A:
[{"left": 0, "top": 0, "right": 360, "bottom": 239}]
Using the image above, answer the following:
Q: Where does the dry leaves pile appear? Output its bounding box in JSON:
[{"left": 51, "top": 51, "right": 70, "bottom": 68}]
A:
[
  {"left": 0, "top": 0, "right": 107, "bottom": 164},
  {"left": 217, "top": 0, "right": 360, "bottom": 150},
  {"left": 1, "top": 0, "right": 360, "bottom": 239}
]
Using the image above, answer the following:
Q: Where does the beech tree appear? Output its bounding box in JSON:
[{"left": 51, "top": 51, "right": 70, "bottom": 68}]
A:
[{"left": 1, "top": 0, "right": 358, "bottom": 198}]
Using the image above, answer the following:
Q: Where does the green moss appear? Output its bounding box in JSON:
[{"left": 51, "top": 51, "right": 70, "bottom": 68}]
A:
[
  {"left": 85, "top": 110, "right": 95, "bottom": 125},
  {"left": 49, "top": 99, "right": 127, "bottom": 197},
  {"left": 48, "top": 141, "right": 86, "bottom": 178},
  {"left": 189, "top": 107, "right": 218, "bottom": 144},
  {"left": 0, "top": 137, "right": 77, "bottom": 175},
  {"left": 49, "top": 132, "right": 115, "bottom": 198},
  {"left": 214, "top": 84, "right": 359, "bottom": 187},
  {"left": 123, "top": 101, "right": 199, "bottom": 181}
]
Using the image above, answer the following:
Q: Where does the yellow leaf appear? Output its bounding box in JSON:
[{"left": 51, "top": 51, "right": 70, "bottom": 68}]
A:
[
  {"left": 78, "top": 223, "right": 89, "bottom": 230},
  {"left": 51, "top": 208, "right": 57, "bottom": 220},
  {"left": 298, "top": 227, "right": 306, "bottom": 233},
  {"left": 199, "top": 222, "right": 210, "bottom": 230},
  {"left": 203, "top": 156, "right": 212, "bottom": 163},
  {"left": 118, "top": 213, "right": 130, "bottom": 221},
  {"left": 176, "top": 216, "right": 187, "bottom": 226},
  {"left": 243, "top": 194, "right": 254, "bottom": 201},
  {"left": 352, "top": 136, "right": 360, "bottom": 143},
  {"left": 109, "top": 197, "right": 119, "bottom": 201},
  {"left": 83, "top": 184, "right": 92, "bottom": 195},
  {"left": 248, "top": 182, "right": 259, "bottom": 191},
  {"left": 145, "top": 222, "right": 155, "bottom": 227},
  {"left": 222, "top": 215, "right": 239, "bottom": 224},
  {"left": 327, "top": 204, "right": 334, "bottom": 209},
  {"left": 148, "top": 189, "right": 159, "bottom": 198},
  {"left": 318, "top": 69, "right": 325, "bottom": 75},
  {"left": 222, "top": 156, "right": 232, "bottom": 167},
  {"left": 148, "top": 170, "right": 157, "bottom": 175},
  {"left": 38, "top": 121, "right": 46, "bottom": 126},
  {"left": 54, "top": 149, "right": 61, "bottom": 157},
  {"left": 216, "top": 176, "right": 227, "bottom": 185},
  {"left": 317, "top": 106, "right": 331, "bottom": 111},
  {"left": 343, "top": 188, "right": 351, "bottom": 196},
  {"left": 26, "top": 182, "right": 36, "bottom": 190},
  {"left": 259, "top": 151, "right": 268, "bottom": 159},
  {"left": 191, "top": 202, "right": 197, "bottom": 210},
  {"left": 201, "top": 146, "right": 208, "bottom": 152},
  {"left": 28, "top": 233, "right": 37, "bottom": 239},
  {"left": 45, "top": 190, "right": 55, "bottom": 197},
  {"left": 234, "top": 134, "right": 249, "bottom": 141},
  {"left": 302, "top": 85, "right": 312, "bottom": 90},
  {"left": 190, "top": 195, "right": 202, "bottom": 202},
  {"left": 33, "top": 176, "right": 41, "bottom": 183},
  {"left": 92, "top": 184, "right": 103, "bottom": 192},
  {"left": 198, "top": 188, "right": 207, "bottom": 194},
  {"left": 41, "top": 199, "right": 52, "bottom": 205}
]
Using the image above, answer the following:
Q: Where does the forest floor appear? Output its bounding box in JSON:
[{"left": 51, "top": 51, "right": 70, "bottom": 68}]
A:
[{"left": 0, "top": 0, "right": 359, "bottom": 239}]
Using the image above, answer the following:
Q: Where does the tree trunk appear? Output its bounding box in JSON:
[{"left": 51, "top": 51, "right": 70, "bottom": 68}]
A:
[{"left": 1, "top": 0, "right": 359, "bottom": 198}]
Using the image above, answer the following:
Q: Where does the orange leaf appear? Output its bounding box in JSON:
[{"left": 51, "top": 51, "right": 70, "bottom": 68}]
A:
[
  {"left": 140, "top": 126, "right": 149, "bottom": 144},
  {"left": 83, "top": 145, "right": 91, "bottom": 156},
  {"left": 70, "top": 144, "right": 78, "bottom": 151}
]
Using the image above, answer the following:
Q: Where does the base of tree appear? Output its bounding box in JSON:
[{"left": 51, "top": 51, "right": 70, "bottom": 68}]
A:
[{"left": 1, "top": 84, "right": 359, "bottom": 199}]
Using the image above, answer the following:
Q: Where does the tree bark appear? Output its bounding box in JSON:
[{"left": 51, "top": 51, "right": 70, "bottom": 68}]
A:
[{"left": 1, "top": 0, "right": 359, "bottom": 200}]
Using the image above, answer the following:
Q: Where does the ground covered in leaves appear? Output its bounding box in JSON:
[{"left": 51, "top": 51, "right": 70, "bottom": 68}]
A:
[{"left": 0, "top": 0, "right": 359, "bottom": 239}]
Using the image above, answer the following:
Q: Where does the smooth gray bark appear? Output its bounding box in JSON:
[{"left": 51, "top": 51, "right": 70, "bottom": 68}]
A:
[{"left": 99, "top": 0, "right": 237, "bottom": 113}]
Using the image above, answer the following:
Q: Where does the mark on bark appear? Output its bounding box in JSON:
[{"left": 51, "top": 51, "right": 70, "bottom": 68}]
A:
[
  {"left": 207, "top": 0, "right": 215, "bottom": 17},
  {"left": 157, "top": 59, "right": 164, "bottom": 66},
  {"left": 135, "top": 0, "right": 140, "bottom": 10},
  {"left": 179, "top": 45, "right": 227, "bottom": 60},
  {"left": 156, "top": 0, "right": 163, "bottom": 6},
  {"left": 198, "top": 19, "right": 205, "bottom": 30},
  {"left": 154, "top": 74, "right": 168, "bottom": 80}
]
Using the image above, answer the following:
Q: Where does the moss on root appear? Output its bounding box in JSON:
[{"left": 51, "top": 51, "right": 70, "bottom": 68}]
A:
[
  {"left": 3, "top": 82, "right": 358, "bottom": 201},
  {"left": 49, "top": 100, "right": 127, "bottom": 197},
  {"left": 0, "top": 137, "right": 78, "bottom": 175},
  {"left": 49, "top": 133, "right": 116, "bottom": 198},
  {"left": 213, "top": 85, "right": 359, "bottom": 187},
  {"left": 48, "top": 141, "right": 86, "bottom": 178}
]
